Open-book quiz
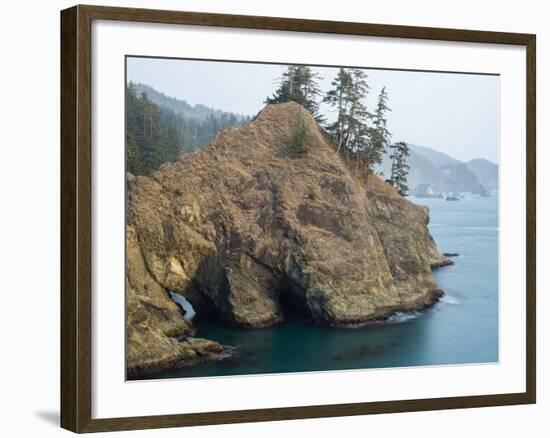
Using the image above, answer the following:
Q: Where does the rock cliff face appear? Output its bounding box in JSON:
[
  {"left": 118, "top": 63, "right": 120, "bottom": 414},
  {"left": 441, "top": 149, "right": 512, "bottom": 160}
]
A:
[
  {"left": 126, "top": 226, "right": 229, "bottom": 376},
  {"left": 126, "top": 102, "right": 451, "bottom": 375}
]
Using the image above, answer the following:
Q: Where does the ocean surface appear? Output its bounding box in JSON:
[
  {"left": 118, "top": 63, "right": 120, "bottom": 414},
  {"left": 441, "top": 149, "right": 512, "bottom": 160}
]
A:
[{"left": 142, "top": 194, "right": 499, "bottom": 380}]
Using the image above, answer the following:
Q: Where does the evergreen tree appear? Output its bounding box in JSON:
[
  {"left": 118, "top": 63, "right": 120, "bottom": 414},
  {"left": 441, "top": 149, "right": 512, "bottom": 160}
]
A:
[
  {"left": 265, "top": 65, "right": 324, "bottom": 122},
  {"left": 323, "top": 68, "right": 352, "bottom": 151},
  {"left": 325, "top": 75, "right": 397, "bottom": 187},
  {"left": 324, "top": 68, "right": 371, "bottom": 154},
  {"left": 364, "top": 87, "right": 391, "bottom": 183},
  {"left": 344, "top": 69, "right": 371, "bottom": 153},
  {"left": 388, "top": 141, "right": 410, "bottom": 196}
]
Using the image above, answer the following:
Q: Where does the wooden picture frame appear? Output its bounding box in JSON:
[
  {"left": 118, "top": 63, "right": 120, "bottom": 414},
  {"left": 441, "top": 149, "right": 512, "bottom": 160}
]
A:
[{"left": 60, "top": 4, "right": 536, "bottom": 433}]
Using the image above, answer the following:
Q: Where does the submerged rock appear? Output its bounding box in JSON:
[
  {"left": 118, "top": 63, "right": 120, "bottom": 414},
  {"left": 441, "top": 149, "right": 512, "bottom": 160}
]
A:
[{"left": 126, "top": 102, "right": 451, "bottom": 374}]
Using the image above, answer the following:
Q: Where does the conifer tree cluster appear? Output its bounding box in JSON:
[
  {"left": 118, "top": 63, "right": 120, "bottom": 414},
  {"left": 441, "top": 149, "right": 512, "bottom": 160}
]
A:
[
  {"left": 323, "top": 70, "right": 392, "bottom": 185},
  {"left": 265, "top": 65, "right": 410, "bottom": 192},
  {"left": 126, "top": 83, "right": 181, "bottom": 175},
  {"left": 324, "top": 68, "right": 371, "bottom": 154},
  {"left": 265, "top": 66, "right": 325, "bottom": 122}
]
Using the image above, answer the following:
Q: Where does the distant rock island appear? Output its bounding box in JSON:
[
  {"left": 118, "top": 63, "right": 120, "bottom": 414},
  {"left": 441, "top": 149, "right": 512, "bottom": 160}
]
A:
[
  {"left": 126, "top": 103, "right": 452, "bottom": 377},
  {"left": 379, "top": 143, "right": 498, "bottom": 197}
]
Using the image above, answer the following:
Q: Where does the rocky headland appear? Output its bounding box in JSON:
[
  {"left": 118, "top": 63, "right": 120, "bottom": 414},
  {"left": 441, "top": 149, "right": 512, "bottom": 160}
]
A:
[{"left": 126, "top": 102, "right": 452, "bottom": 376}]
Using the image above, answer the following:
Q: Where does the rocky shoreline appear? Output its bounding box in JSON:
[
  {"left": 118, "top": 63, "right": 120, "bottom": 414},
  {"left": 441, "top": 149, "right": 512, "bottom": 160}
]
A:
[
  {"left": 431, "top": 259, "right": 455, "bottom": 269},
  {"left": 126, "top": 102, "right": 454, "bottom": 375},
  {"left": 127, "top": 338, "right": 234, "bottom": 379},
  {"left": 322, "top": 287, "right": 445, "bottom": 328}
]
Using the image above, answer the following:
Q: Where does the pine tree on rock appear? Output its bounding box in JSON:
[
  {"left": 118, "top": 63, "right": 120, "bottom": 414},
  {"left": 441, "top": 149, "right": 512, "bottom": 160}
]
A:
[
  {"left": 265, "top": 65, "right": 324, "bottom": 122},
  {"left": 323, "top": 68, "right": 353, "bottom": 151},
  {"left": 364, "top": 86, "right": 391, "bottom": 183},
  {"left": 388, "top": 141, "right": 411, "bottom": 196},
  {"left": 344, "top": 69, "right": 371, "bottom": 154},
  {"left": 324, "top": 68, "right": 371, "bottom": 155}
]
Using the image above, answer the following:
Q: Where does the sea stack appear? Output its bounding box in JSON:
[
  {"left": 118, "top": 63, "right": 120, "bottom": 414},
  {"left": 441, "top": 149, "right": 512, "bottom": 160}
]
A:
[{"left": 126, "top": 102, "right": 451, "bottom": 375}]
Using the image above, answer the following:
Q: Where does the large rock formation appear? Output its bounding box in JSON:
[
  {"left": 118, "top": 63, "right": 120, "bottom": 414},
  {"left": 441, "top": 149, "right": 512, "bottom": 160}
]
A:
[{"left": 126, "top": 102, "right": 451, "bottom": 375}]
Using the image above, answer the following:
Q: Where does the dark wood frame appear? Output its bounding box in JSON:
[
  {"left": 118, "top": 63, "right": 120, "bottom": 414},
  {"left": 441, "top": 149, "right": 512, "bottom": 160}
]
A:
[{"left": 61, "top": 4, "right": 536, "bottom": 433}]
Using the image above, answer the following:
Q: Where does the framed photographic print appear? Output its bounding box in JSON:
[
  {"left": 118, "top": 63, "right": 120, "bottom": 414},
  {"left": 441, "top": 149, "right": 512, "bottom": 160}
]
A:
[{"left": 60, "top": 4, "right": 536, "bottom": 433}]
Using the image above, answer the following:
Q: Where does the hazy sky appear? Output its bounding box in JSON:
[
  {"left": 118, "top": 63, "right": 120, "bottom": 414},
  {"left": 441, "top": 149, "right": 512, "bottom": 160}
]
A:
[{"left": 127, "top": 57, "right": 499, "bottom": 163}]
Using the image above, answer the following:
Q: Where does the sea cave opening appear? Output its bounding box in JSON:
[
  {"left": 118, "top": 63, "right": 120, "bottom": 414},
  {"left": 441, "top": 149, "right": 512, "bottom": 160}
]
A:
[
  {"left": 168, "top": 291, "right": 196, "bottom": 321},
  {"left": 167, "top": 274, "right": 314, "bottom": 329}
]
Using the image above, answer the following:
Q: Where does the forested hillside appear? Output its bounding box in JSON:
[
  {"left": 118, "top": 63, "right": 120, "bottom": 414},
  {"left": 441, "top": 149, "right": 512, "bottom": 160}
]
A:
[
  {"left": 126, "top": 83, "right": 250, "bottom": 175},
  {"left": 126, "top": 84, "right": 181, "bottom": 175}
]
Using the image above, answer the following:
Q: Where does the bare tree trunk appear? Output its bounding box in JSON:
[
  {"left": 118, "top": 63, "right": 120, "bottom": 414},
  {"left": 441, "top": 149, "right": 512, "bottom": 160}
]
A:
[{"left": 336, "top": 133, "right": 344, "bottom": 154}]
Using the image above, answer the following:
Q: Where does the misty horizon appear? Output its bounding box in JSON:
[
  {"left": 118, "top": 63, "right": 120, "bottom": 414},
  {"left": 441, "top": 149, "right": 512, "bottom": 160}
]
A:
[{"left": 127, "top": 57, "right": 499, "bottom": 164}]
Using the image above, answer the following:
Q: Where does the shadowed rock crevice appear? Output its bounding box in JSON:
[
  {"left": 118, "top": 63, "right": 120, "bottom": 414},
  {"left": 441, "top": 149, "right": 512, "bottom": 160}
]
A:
[{"left": 126, "top": 102, "right": 452, "bottom": 375}]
